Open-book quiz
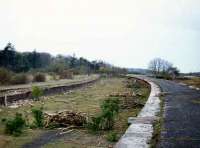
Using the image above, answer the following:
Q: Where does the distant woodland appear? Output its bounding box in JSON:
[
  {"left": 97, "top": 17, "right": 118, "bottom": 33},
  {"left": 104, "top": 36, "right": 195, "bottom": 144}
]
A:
[{"left": 0, "top": 43, "right": 126, "bottom": 74}]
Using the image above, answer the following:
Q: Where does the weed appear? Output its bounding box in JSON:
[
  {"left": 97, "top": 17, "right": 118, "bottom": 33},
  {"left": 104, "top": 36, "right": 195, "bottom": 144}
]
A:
[
  {"left": 5, "top": 113, "right": 26, "bottom": 136},
  {"left": 32, "top": 86, "right": 43, "bottom": 100},
  {"left": 87, "top": 97, "right": 119, "bottom": 131},
  {"left": 31, "top": 108, "right": 44, "bottom": 128},
  {"left": 106, "top": 131, "right": 118, "bottom": 142}
]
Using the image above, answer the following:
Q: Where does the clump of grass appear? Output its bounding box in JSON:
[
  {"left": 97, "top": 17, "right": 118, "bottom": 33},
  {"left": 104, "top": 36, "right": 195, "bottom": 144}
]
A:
[
  {"left": 31, "top": 108, "right": 44, "bottom": 128},
  {"left": 5, "top": 113, "right": 26, "bottom": 136},
  {"left": 32, "top": 86, "right": 43, "bottom": 100},
  {"left": 106, "top": 131, "right": 119, "bottom": 142}
]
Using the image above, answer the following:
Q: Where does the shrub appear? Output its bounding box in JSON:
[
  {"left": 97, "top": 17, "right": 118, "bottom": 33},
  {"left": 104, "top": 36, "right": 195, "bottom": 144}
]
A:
[
  {"left": 87, "top": 98, "right": 119, "bottom": 131},
  {"left": 106, "top": 131, "right": 118, "bottom": 142},
  {"left": 0, "top": 68, "right": 12, "bottom": 85},
  {"left": 31, "top": 108, "right": 44, "bottom": 128},
  {"left": 101, "top": 98, "right": 119, "bottom": 115},
  {"left": 59, "top": 70, "right": 73, "bottom": 79},
  {"left": 32, "top": 86, "right": 43, "bottom": 100},
  {"left": 5, "top": 113, "right": 26, "bottom": 136},
  {"left": 11, "top": 73, "right": 29, "bottom": 84},
  {"left": 100, "top": 98, "right": 119, "bottom": 130},
  {"left": 86, "top": 116, "right": 102, "bottom": 132},
  {"left": 34, "top": 73, "right": 46, "bottom": 82}
]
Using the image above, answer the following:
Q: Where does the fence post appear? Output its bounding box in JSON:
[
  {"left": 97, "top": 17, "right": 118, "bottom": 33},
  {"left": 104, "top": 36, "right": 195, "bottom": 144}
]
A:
[{"left": 4, "top": 94, "right": 8, "bottom": 106}]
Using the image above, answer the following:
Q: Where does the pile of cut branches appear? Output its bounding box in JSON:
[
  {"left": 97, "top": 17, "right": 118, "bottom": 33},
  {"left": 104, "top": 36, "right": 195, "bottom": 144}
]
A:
[{"left": 44, "top": 110, "right": 87, "bottom": 128}]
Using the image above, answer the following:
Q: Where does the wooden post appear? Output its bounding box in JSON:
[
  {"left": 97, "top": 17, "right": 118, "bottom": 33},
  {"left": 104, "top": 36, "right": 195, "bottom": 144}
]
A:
[{"left": 4, "top": 94, "right": 8, "bottom": 106}]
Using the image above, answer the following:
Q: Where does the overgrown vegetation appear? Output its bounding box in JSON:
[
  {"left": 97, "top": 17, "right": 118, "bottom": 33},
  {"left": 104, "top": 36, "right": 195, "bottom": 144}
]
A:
[
  {"left": 34, "top": 73, "right": 46, "bottom": 82},
  {"left": 178, "top": 76, "right": 200, "bottom": 88},
  {"left": 87, "top": 97, "right": 119, "bottom": 131},
  {"left": 106, "top": 131, "right": 119, "bottom": 142},
  {"left": 31, "top": 108, "right": 44, "bottom": 128},
  {"left": 0, "top": 67, "right": 12, "bottom": 85},
  {"left": 58, "top": 70, "right": 74, "bottom": 79},
  {"left": 0, "top": 78, "right": 150, "bottom": 147},
  {"left": 32, "top": 86, "right": 43, "bottom": 100},
  {"left": 4, "top": 113, "right": 26, "bottom": 136},
  {"left": 11, "top": 73, "right": 29, "bottom": 84}
]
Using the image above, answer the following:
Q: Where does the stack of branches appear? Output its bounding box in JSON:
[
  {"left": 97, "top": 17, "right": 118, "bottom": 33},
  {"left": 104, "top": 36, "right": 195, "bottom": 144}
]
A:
[
  {"left": 109, "top": 92, "right": 144, "bottom": 109},
  {"left": 109, "top": 91, "right": 136, "bottom": 98},
  {"left": 44, "top": 110, "right": 87, "bottom": 128},
  {"left": 119, "top": 97, "right": 144, "bottom": 109},
  {"left": 127, "top": 78, "right": 150, "bottom": 89}
]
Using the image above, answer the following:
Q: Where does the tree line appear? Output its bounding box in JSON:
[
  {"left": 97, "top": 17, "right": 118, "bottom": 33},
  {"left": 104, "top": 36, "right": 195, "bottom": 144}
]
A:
[{"left": 0, "top": 43, "right": 127, "bottom": 75}]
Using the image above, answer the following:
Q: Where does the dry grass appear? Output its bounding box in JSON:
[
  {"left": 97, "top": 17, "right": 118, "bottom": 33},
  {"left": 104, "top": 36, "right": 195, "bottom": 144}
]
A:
[
  {"left": 179, "top": 77, "right": 200, "bottom": 88},
  {"left": 0, "top": 74, "right": 98, "bottom": 93}
]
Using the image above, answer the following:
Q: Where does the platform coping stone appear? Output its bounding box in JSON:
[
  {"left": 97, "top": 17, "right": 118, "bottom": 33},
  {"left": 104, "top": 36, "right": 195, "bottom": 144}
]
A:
[{"left": 115, "top": 77, "right": 161, "bottom": 148}]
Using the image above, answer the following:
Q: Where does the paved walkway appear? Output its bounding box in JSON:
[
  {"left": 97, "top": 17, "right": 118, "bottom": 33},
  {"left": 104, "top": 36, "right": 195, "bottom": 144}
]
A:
[{"left": 153, "top": 79, "right": 200, "bottom": 148}]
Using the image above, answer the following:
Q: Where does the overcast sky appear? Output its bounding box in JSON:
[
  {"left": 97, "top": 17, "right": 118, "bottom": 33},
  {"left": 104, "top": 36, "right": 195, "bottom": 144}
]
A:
[{"left": 0, "top": 0, "right": 200, "bottom": 73}]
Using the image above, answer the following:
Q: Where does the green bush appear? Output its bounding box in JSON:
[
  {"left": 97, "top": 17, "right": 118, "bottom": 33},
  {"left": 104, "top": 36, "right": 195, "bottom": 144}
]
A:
[
  {"left": 34, "top": 73, "right": 46, "bottom": 82},
  {"left": 11, "top": 73, "right": 29, "bottom": 84},
  {"left": 31, "top": 108, "right": 44, "bottom": 128},
  {"left": 86, "top": 116, "right": 102, "bottom": 132},
  {"left": 32, "top": 86, "right": 43, "bottom": 100},
  {"left": 100, "top": 98, "right": 119, "bottom": 130},
  {"left": 5, "top": 113, "right": 26, "bottom": 136},
  {"left": 106, "top": 131, "right": 118, "bottom": 142},
  {"left": 87, "top": 98, "right": 119, "bottom": 131},
  {"left": 0, "top": 67, "right": 12, "bottom": 85},
  {"left": 101, "top": 98, "right": 119, "bottom": 114}
]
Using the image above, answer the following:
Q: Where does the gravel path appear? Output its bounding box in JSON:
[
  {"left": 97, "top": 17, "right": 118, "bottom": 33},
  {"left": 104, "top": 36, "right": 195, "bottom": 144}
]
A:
[{"left": 153, "top": 79, "right": 200, "bottom": 148}]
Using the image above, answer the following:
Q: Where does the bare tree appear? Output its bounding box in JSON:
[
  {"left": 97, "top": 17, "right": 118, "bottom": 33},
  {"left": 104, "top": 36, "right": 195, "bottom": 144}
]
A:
[{"left": 148, "top": 58, "right": 174, "bottom": 77}]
